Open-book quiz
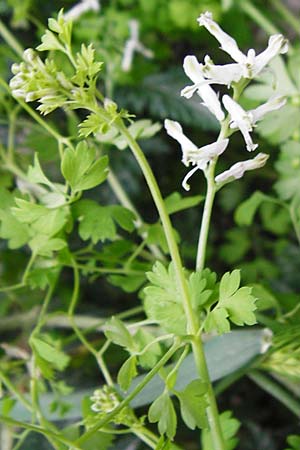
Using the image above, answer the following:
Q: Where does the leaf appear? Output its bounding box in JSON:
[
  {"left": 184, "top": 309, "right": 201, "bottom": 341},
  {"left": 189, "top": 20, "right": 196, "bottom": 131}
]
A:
[
  {"left": 175, "top": 380, "right": 208, "bottom": 430},
  {"left": 61, "top": 142, "right": 108, "bottom": 192},
  {"left": 188, "top": 271, "right": 214, "bottom": 310},
  {"left": 111, "top": 119, "right": 162, "bottom": 150},
  {"left": 108, "top": 273, "right": 146, "bottom": 293},
  {"left": 219, "top": 270, "right": 241, "bottom": 299},
  {"left": 201, "top": 410, "right": 240, "bottom": 450},
  {"left": 36, "top": 29, "right": 65, "bottom": 52},
  {"left": 117, "top": 356, "right": 137, "bottom": 391},
  {"left": 30, "top": 334, "right": 70, "bottom": 380},
  {"left": 148, "top": 392, "right": 177, "bottom": 440},
  {"left": 116, "top": 69, "right": 219, "bottom": 130},
  {"left": 286, "top": 435, "right": 300, "bottom": 450},
  {"left": 275, "top": 140, "right": 300, "bottom": 200},
  {"left": 144, "top": 262, "right": 187, "bottom": 335},
  {"left": 12, "top": 198, "right": 69, "bottom": 237},
  {"left": 234, "top": 191, "right": 268, "bottom": 226},
  {"left": 164, "top": 191, "right": 204, "bottom": 215},
  {"left": 29, "top": 236, "right": 67, "bottom": 257},
  {"left": 205, "top": 308, "right": 230, "bottom": 334},
  {"left": 27, "top": 153, "right": 52, "bottom": 187},
  {"left": 109, "top": 205, "right": 136, "bottom": 232},
  {"left": 104, "top": 317, "right": 136, "bottom": 352},
  {"left": 79, "top": 113, "right": 105, "bottom": 137},
  {"left": 0, "top": 210, "right": 30, "bottom": 249},
  {"left": 74, "top": 200, "right": 116, "bottom": 243},
  {"left": 134, "top": 329, "right": 162, "bottom": 369}
]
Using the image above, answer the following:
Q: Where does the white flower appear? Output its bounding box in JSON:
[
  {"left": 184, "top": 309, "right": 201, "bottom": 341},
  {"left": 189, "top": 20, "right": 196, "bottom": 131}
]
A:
[
  {"left": 215, "top": 152, "right": 269, "bottom": 184},
  {"left": 222, "top": 95, "right": 258, "bottom": 152},
  {"left": 197, "top": 11, "right": 288, "bottom": 84},
  {"left": 200, "top": 55, "right": 243, "bottom": 87},
  {"left": 181, "top": 55, "right": 225, "bottom": 122},
  {"left": 223, "top": 94, "right": 286, "bottom": 152},
  {"left": 248, "top": 95, "right": 286, "bottom": 123},
  {"left": 64, "top": 0, "right": 100, "bottom": 21},
  {"left": 164, "top": 119, "right": 229, "bottom": 190},
  {"left": 121, "top": 20, "right": 154, "bottom": 72}
]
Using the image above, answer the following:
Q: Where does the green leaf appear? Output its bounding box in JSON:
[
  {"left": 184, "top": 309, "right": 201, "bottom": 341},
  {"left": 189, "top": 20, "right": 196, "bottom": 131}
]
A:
[
  {"left": 104, "top": 317, "right": 136, "bottom": 352},
  {"left": 61, "top": 142, "right": 108, "bottom": 192},
  {"left": 37, "top": 29, "right": 65, "bottom": 52},
  {"left": 204, "top": 308, "right": 230, "bottom": 334},
  {"left": 30, "top": 334, "right": 70, "bottom": 380},
  {"left": 144, "top": 262, "right": 187, "bottom": 335},
  {"left": 29, "top": 236, "right": 67, "bottom": 257},
  {"left": 219, "top": 285, "right": 257, "bottom": 327},
  {"left": 134, "top": 329, "right": 162, "bottom": 369},
  {"left": 219, "top": 270, "right": 241, "bottom": 299},
  {"left": 275, "top": 140, "right": 300, "bottom": 200},
  {"left": 109, "top": 205, "right": 136, "bottom": 232},
  {"left": 74, "top": 200, "right": 116, "bottom": 243},
  {"left": 148, "top": 392, "right": 177, "bottom": 440},
  {"left": 286, "top": 435, "right": 300, "bottom": 450},
  {"left": 164, "top": 191, "right": 204, "bottom": 215},
  {"left": 175, "top": 380, "right": 208, "bottom": 430},
  {"left": 12, "top": 199, "right": 69, "bottom": 237},
  {"left": 108, "top": 273, "right": 146, "bottom": 293},
  {"left": 188, "top": 271, "right": 213, "bottom": 310},
  {"left": 72, "top": 44, "right": 103, "bottom": 87},
  {"left": 201, "top": 410, "right": 240, "bottom": 450},
  {"left": 0, "top": 209, "right": 30, "bottom": 248},
  {"left": 27, "top": 153, "right": 52, "bottom": 187},
  {"left": 79, "top": 113, "right": 105, "bottom": 137},
  {"left": 234, "top": 191, "right": 268, "bottom": 226},
  {"left": 117, "top": 355, "right": 137, "bottom": 391}
]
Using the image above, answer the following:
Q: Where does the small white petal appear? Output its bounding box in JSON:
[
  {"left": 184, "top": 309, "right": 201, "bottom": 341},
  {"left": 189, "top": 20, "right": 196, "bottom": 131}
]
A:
[
  {"left": 197, "top": 11, "right": 245, "bottom": 63},
  {"left": 182, "top": 166, "right": 199, "bottom": 191},
  {"left": 215, "top": 153, "right": 269, "bottom": 184},
  {"left": 188, "top": 138, "right": 229, "bottom": 169},
  {"left": 223, "top": 95, "right": 257, "bottom": 152},
  {"left": 183, "top": 55, "right": 225, "bottom": 121},
  {"left": 64, "top": 0, "right": 100, "bottom": 21},
  {"left": 201, "top": 55, "right": 243, "bottom": 86},
  {"left": 253, "top": 34, "right": 288, "bottom": 76},
  {"left": 249, "top": 95, "right": 286, "bottom": 123},
  {"left": 164, "top": 119, "right": 198, "bottom": 165}
]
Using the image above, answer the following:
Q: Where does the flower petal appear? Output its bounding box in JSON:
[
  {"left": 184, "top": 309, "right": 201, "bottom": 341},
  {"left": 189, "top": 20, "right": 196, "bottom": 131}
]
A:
[
  {"left": 223, "top": 95, "right": 258, "bottom": 152},
  {"left": 254, "top": 34, "right": 289, "bottom": 76},
  {"left": 197, "top": 11, "right": 245, "bottom": 63},
  {"left": 182, "top": 56, "right": 225, "bottom": 121},
  {"left": 215, "top": 153, "right": 269, "bottom": 184},
  {"left": 249, "top": 95, "right": 286, "bottom": 123},
  {"left": 164, "top": 119, "right": 198, "bottom": 166}
]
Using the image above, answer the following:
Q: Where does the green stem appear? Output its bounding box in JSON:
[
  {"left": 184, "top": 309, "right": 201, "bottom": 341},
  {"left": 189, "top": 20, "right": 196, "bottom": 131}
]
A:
[
  {"left": 107, "top": 169, "right": 165, "bottom": 261},
  {"left": 239, "top": 0, "right": 280, "bottom": 35},
  {"left": 196, "top": 160, "right": 217, "bottom": 271},
  {"left": 271, "top": 0, "right": 300, "bottom": 37},
  {"left": 0, "top": 416, "right": 81, "bottom": 450},
  {"left": 0, "top": 20, "right": 23, "bottom": 58},
  {"left": 0, "top": 372, "right": 32, "bottom": 412},
  {"left": 76, "top": 340, "right": 180, "bottom": 445},
  {"left": 248, "top": 370, "right": 300, "bottom": 416},
  {"left": 116, "top": 120, "right": 225, "bottom": 450},
  {"left": 68, "top": 258, "right": 113, "bottom": 386}
]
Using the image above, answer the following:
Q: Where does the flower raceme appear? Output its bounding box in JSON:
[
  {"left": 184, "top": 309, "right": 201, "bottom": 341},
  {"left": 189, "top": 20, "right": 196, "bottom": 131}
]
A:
[{"left": 164, "top": 11, "right": 288, "bottom": 190}]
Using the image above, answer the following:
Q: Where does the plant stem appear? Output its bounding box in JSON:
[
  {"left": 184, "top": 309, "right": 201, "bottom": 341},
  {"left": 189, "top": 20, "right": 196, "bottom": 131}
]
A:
[
  {"left": 0, "top": 372, "right": 33, "bottom": 412},
  {"left": 239, "top": 0, "right": 280, "bottom": 35},
  {"left": 248, "top": 370, "right": 300, "bottom": 416},
  {"left": 116, "top": 120, "right": 225, "bottom": 450},
  {"left": 68, "top": 258, "right": 114, "bottom": 386},
  {"left": 107, "top": 169, "right": 165, "bottom": 261},
  {"left": 196, "top": 160, "right": 217, "bottom": 271},
  {"left": 76, "top": 340, "right": 180, "bottom": 445},
  {"left": 0, "top": 416, "right": 81, "bottom": 450},
  {"left": 271, "top": 0, "right": 300, "bottom": 37},
  {"left": 0, "top": 20, "right": 23, "bottom": 58}
]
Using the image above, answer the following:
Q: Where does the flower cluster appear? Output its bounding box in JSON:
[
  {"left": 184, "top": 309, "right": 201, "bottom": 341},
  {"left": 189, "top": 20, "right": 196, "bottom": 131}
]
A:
[
  {"left": 90, "top": 385, "right": 137, "bottom": 426},
  {"left": 165, "top": 11, "right": 288, "bottom": 190}
]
